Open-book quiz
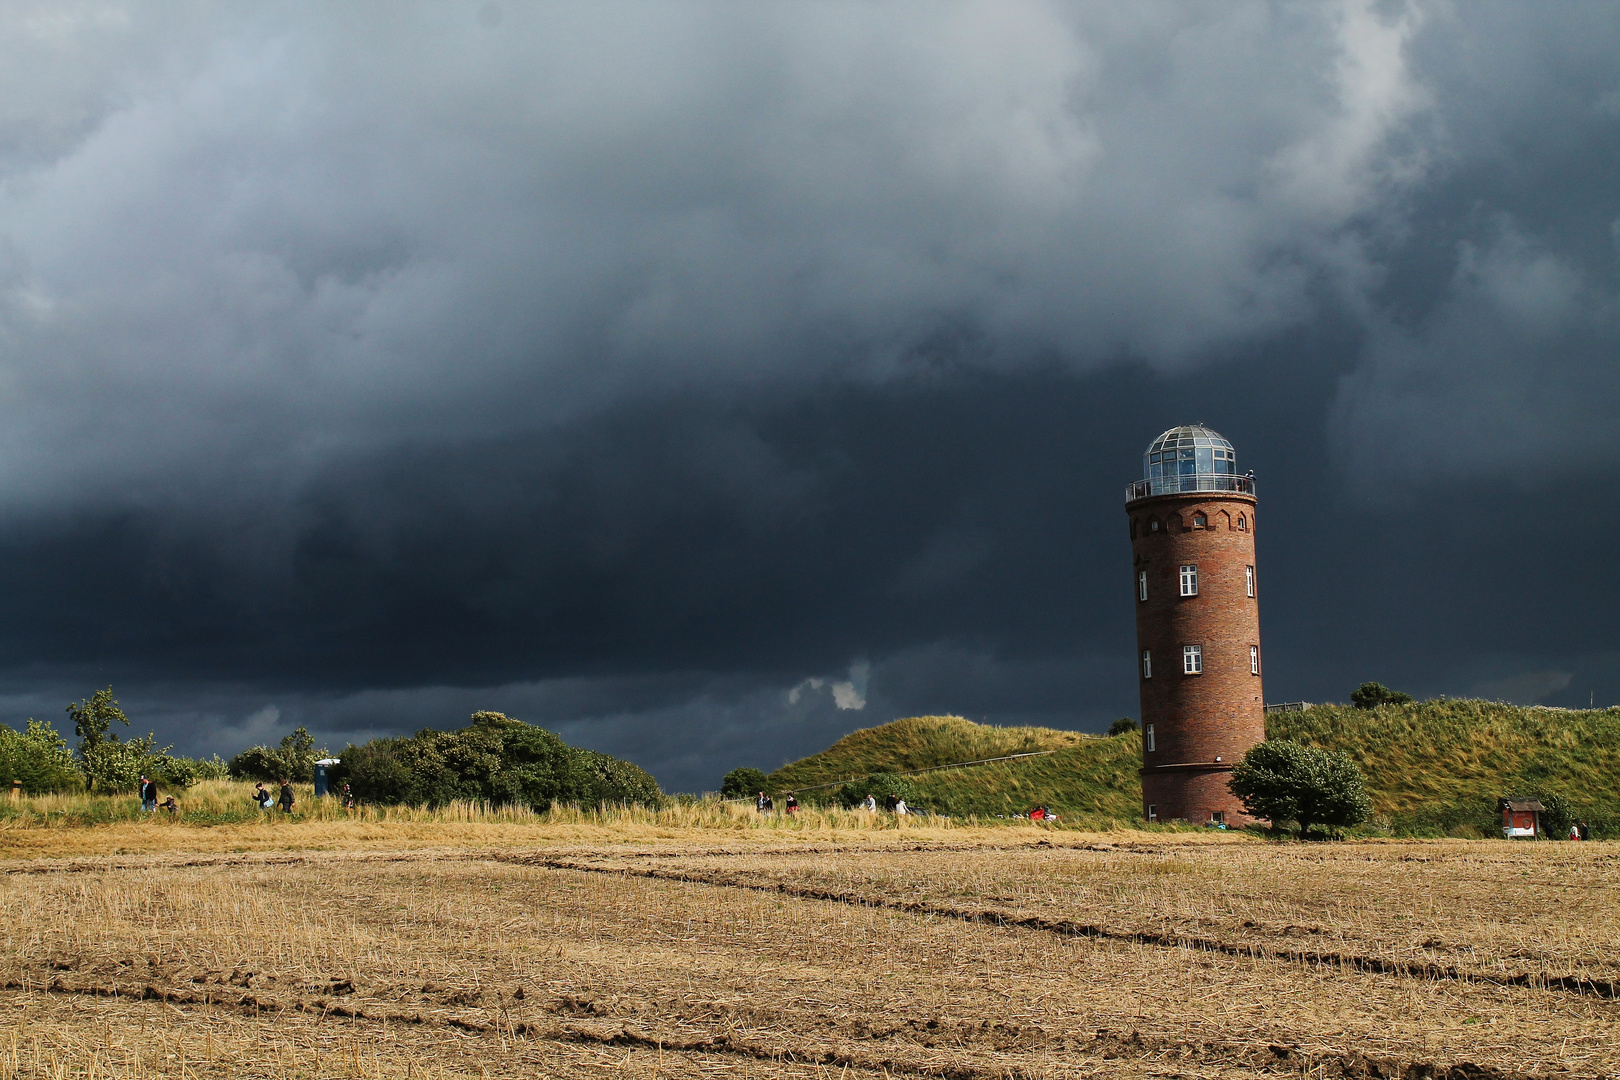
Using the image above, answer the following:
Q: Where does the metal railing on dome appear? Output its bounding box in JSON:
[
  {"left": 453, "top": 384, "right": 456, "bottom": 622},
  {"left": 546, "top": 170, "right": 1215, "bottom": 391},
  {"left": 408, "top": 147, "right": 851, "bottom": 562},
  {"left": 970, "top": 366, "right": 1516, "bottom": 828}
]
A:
[{"left": 1125, "top": 474, "right": 1256, "bottom": 503}]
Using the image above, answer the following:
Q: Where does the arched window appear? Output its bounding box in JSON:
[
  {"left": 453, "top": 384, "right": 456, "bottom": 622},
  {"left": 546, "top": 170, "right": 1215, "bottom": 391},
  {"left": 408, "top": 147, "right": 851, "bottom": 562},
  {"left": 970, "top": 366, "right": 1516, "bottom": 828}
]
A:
[
  {"left": 1218, "top": 510, "right": 1231, "bottom": 530},
  {"left": 1192, "top": 512, "right": 1207, "bottom": 529},
  {"left": 1237, "top": 515, "right": 1247, "bottom": 532},
  {"left": 1149, "top": 518, "right": 1161, "bottom": 533}
]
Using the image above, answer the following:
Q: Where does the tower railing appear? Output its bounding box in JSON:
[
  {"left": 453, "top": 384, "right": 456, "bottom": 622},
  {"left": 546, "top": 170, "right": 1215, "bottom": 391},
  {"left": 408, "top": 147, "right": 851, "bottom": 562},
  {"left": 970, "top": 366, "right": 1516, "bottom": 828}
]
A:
[{"left": 1125, "top": 474, "right": 1255, "bottom": 503}]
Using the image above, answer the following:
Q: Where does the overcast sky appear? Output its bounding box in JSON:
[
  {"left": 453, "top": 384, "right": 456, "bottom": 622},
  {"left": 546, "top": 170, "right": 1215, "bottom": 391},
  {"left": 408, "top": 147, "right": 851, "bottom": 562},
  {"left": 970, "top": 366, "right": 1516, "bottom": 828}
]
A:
[{"left": 0, "top": 1, "right": 1616, "bottom": 791}]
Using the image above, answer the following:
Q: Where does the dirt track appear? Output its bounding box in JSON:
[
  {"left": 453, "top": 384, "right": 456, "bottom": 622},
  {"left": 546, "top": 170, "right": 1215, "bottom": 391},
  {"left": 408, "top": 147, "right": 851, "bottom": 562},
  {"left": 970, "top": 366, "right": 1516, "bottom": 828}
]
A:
[{"left": 1, "top": 835, "right": 1615, "bottom": 1079}]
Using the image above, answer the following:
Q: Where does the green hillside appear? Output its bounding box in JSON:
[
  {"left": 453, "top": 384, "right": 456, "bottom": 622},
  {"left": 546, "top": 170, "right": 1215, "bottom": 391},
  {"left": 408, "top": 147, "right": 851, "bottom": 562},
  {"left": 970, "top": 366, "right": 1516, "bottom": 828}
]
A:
[
  {"left": 764, "top": 702, "right": 1620, "bottom": 834},
  {"left": 765, "top": 715, "right": 1142, "bottom": 821},
  {"left": 1269, "top": 699, "right": 1620, "bottom": 835}
]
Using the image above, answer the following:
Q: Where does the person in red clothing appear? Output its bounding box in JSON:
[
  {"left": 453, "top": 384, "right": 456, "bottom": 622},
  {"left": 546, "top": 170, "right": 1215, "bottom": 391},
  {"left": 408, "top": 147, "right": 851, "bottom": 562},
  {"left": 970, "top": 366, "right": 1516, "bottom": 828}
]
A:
[{"left": 785, "top": 792, "right": 799, "bottom": 814}]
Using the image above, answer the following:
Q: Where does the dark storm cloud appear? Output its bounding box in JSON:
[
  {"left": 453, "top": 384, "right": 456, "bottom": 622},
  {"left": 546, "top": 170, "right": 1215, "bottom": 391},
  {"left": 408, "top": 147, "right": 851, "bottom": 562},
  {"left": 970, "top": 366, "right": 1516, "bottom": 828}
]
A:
[{"left": 0, "top": 2, "right": 1616, "bottom": 790}]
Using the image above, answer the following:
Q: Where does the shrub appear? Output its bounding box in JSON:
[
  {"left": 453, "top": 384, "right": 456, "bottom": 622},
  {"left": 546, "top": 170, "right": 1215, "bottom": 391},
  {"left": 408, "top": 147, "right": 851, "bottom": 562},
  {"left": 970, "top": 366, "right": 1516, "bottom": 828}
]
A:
[
  {"left": 1107, "top": 718, "right": 1139, "bottom": 736},
  {"left": 1351, "top": 682, "right": 1414, "bottom": 709},
  {"left": 1229, "top": 739, "right": 1373, "bottom": 837},
  {"left": 79, "top": 733, "right": 166, "bottom": 794},
  {"left": 719, "top": 767, "right": 769, "bottom": 798},
  {"left": 335, "top": 711, "right": 662, "bottom": 810},
  {"left": 229, "top": 727, "right": 323, "bottom": 783},
  {"left": 0, "top": 719, "right": 83, "bottom": 794},
  {"left": 835, "top": 771, "right": 917, "bottom": 810}
]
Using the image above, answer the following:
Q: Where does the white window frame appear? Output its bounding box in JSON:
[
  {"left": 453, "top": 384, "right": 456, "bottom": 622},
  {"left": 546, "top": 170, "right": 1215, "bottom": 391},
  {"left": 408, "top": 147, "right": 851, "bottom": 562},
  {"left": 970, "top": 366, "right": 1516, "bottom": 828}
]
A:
[
  {"left": 1144, "top": 723, "right": 1155, "bottom": 752},
  {"left": 1250, "top": 645, "right": 1260, "bottom": 675},
  {"left": 1138, "top": 570, "right": 1147, "bottom": 602},
  {"left": 1142, "top": 650, "right": 1152, "bottom": 679},
  {"left": 1179, "top": 564, "right": 1198, "bottom": 596},
  {"left": 1211, "top": 811, "right": 1225, "bottom": 825},
  {"left": 1146, "top": 803, "right": 1157, "bottom": 822},
  {"left": 1245, "top": 565, "right": 1255, "bottom": 597},
  {"left": 1183, "top": 644, "right": 1202, "bottom": 675}
]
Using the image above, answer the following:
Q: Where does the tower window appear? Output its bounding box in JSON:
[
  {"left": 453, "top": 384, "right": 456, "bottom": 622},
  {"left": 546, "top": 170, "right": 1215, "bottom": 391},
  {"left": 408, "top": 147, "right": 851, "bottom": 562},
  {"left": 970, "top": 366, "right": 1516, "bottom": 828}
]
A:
[
  {"left": 1144, "top": 723, "right": 1155, "bottom": 752},
  {"left": 1150, "top": 519, "right": 1160, "bottom": 532},
  {"left": 1250, "top": 645, "right": 1260, "bottom": 675},
  {"left": 1142, "top": 650, "right": 1152, "bottom": 679},
  {"left": 1237, "top": 515, "right": 1247, "bottom": 531},
  {"left": 1192, "top": 512, "right": 1207, "bottom": 529},
  {"left": 1146, "top": 804, "right": 1157, "bottom": 821},
  {"left": 1211, "top": 811, "right": 1225, "bottom": 825},
  {"left": 1183, "top": 645, "right": 1202, "bottom": 674},
  {"left": 1179, "top": 564, "right": 1198, "bottom": 596},
  {"left": 1138, "top": 571, "right": 1147, "bottom": 602},
  {"left": 1245, "top": 565, "right": 1255, "bottom": 597}
]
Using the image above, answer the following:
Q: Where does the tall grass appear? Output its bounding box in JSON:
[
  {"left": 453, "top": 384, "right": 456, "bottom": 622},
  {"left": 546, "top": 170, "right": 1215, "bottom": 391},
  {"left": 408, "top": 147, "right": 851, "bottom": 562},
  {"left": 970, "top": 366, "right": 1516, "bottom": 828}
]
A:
[{"left": 1270, "top": 699, "right": 1620, "bottom": 837}]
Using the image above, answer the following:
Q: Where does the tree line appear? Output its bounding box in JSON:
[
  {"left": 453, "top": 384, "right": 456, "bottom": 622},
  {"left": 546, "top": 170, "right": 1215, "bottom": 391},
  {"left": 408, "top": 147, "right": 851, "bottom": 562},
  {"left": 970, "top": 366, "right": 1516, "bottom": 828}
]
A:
[{"left": 0, "top": 690, "right": 662, "bottom": 810}]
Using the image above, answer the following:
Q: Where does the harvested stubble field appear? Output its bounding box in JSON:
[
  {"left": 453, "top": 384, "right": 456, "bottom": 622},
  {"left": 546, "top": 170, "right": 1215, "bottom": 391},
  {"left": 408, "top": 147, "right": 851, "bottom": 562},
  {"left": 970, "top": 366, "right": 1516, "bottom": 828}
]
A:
[{"left": 0, "top": 821, "right": 1615, "bottom": 1080}]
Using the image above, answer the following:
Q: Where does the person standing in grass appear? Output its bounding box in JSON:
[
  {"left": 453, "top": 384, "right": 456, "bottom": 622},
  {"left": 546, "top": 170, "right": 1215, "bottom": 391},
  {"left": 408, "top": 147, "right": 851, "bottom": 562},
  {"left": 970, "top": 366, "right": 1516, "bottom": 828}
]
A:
[
  {"left": 278, "top": 778, "right": 295, "bottom": 814},
  {"left": 756, "top": 790, "right": 768, "bottom": 813},
  {"left": 252, "top": 783, "right": 272, "bottom": 811},
  {"left": 862, "top": 794, "right": 877, "bottom": 812},
  {"left": 785, "top": 792, "right": 798, "bottom": 815},
  {"left": 139, "top": 775, "right": 158, "bottom": 814},
  {"left": 1580, "top": 821, "right": 1591, "bottom": 841}
]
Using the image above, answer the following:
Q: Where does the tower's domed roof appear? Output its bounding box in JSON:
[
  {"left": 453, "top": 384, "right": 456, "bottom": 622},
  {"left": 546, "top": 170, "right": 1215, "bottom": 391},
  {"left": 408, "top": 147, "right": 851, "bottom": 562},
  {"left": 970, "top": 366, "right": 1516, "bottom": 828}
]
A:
[
  {"left": 1144, "top": 424, "right": 1234, "bottom": 462},
  {"left": 1129, "top": 425, "right": 1248, "bottom": 501}
]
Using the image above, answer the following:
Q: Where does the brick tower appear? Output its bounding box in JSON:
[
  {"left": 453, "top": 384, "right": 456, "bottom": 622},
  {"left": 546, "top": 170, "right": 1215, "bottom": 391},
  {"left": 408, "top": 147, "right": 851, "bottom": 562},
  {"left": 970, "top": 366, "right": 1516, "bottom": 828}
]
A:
[{"left": 1125, "top": 425, "right": 1264, "bottom": 825}]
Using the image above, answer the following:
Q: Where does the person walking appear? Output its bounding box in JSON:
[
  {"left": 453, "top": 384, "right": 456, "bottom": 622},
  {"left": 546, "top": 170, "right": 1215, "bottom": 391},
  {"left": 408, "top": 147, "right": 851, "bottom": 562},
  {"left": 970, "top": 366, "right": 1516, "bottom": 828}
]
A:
[
  {"left": 139, "top": 775, "right": 158, "bottom": 814},
  {"left": 278, "top": 779, "right": 295, "bottom": 814},
  {"left": 862, "top": 794, "right": 877, "bottom": 812},
  {"left": 1570, "top": 822, "right": 1581, "bottom": 841},
  {"left": 1579, "top": 821, "right": 1591, "bottom": 841},
  {"left": 784, "top": 792, "right": 798, "bottom": 815},
  {"left": 342, "top": 783, "right": 356, "bottom": 810},
  {"left": 252, "top": 783, "right": 272, "bottom": 811},
  {"left": 756, "top": 791, "right": 768, "bottom": 813},
  {"left": 893, "top": 798, "right": 909, "bottom": 816}
]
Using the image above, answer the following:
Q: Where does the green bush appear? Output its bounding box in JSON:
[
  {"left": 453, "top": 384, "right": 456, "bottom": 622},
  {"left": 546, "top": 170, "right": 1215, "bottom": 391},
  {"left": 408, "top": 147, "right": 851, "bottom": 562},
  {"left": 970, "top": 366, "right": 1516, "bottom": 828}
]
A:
[
  {"left": 1351, "top": 682, "right": 1414, "bottom": 709},
  {"left": 334, "top": 711, "right": 662, "bottom": 810},
  {"left": 229, "top": 727, "right": 323, "bottom": 783},
  {"left": 0, "top": 719, "right": 82, "bottom": 794},
  {"left": 1229, "top": 739, "right": 1373, "bottom": 837},
  {"left": 719, "top": 767, "right": 769, "bottom": 798},
  {"left": 834, "top": 771, "right": 917, "bottom": 809},
  {"left": 1107, "top": 718, "right": 1139, "bottom": 736}
]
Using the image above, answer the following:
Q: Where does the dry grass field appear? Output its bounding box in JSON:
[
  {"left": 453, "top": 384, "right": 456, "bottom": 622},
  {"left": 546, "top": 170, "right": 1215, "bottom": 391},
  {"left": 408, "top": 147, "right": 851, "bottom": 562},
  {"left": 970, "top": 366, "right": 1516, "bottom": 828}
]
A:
[{"left": 0, "top": 817, "right": 1614, "bottom": 1080}]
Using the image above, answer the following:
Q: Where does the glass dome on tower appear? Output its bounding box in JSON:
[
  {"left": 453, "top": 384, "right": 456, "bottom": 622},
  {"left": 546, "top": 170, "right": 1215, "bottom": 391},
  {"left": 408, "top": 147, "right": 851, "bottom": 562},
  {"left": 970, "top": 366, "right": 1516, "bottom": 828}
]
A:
[{"left": 1126, "top": 424, "right": 1254, "bottom": 502}]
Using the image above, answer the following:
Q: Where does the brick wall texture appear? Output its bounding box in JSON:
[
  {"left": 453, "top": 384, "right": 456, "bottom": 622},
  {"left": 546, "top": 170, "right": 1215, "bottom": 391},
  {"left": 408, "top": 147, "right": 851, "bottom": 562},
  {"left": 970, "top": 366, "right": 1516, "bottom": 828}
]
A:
[{"left": 1127, "top": 492, "right": 1264, "bottom": 824}]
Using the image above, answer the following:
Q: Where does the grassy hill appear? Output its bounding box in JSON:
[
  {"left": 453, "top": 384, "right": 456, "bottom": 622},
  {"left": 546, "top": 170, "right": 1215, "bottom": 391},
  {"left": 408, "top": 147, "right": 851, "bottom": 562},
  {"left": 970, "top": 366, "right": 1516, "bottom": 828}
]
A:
[
  {"left": 765, "top": 702, "right": 1620, "bottom": 835},
  {"left": 1270, "top": 699, "right": 1620, "bottom": 835},
  {"left": 765, "top": 715, "right": 1143, "bottom": 821}
]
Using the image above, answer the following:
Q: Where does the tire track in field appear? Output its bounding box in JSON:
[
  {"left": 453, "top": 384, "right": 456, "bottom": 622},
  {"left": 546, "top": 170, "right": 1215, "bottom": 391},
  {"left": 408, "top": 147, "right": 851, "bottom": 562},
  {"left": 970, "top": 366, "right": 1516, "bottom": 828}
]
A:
[
  {"left": 497, "top": 853, "right": 1620, "bottom": 1002},
  {"left": 0, "top": 973, "right": 1532, "bottom": 1080}
]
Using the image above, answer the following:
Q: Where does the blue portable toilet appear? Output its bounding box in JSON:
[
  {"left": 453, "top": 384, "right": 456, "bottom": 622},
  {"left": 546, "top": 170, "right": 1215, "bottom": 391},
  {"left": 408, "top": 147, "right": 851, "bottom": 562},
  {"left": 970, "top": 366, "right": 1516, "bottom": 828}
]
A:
[{"left": 314, "top": 758, "right": 340, "bottom": 797}]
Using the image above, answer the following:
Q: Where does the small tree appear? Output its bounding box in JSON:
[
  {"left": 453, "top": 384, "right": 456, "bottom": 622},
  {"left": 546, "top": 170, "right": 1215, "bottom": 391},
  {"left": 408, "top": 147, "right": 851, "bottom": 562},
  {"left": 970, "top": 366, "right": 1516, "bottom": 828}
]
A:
[
  {"left": 1351, "top": 682, "right": 1414, "bottom": 709},
  {"left": 67, "top": 687, "right": 129, "bottom": 752},
  {"left": 719, "top": 767, "right": 769, "bottom": 799},
  {"left": 1107, "top": 718, "right": 1139, "bottom": 736},
  {"left": 1229, "top": 739, "right": 1372, "bottom": 838}
]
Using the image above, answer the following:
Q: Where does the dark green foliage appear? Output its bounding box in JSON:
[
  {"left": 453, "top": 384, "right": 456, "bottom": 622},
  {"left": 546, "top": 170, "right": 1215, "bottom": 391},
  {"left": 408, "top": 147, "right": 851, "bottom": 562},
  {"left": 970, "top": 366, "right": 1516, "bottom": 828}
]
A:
[
  {"left": 67, "top": 687, "right": 133, "bottom": 790},
  {"left": 1107, "top": 718, "right": 1139, "bottom": 736},
  {"left": 1229, "top": 739, "right": 1373, "bottom": 837},
  {"left": 1351, "top": 682, "right": 1414, "bottom": 709},
  {"left": 0, "top": 719, "right": 83, "bottom": 794},
  {"left": 334, "top": 711, "right": 661, "bottom": 810},
  {"left": 230, "top": 726, "right": 323, "bottom": 783},
  {"left": 834, "top": 771, "right": 917, "bottom": 809},
  {"left": 1534, "top": 792, "right": 1575, "bottom": 837},
  {"left": 719, "top": 767, "right": 769, "bottom": 798}
]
